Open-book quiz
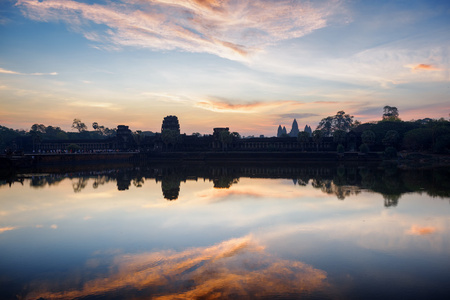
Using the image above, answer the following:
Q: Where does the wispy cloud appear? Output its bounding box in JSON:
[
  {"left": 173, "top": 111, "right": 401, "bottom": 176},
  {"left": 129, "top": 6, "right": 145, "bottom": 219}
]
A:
[
  {"left": 69, "top": 100, "right": 118, "bottom": 109},
  {"left": 195, "top": 98, "right": 302, "bottom": 113},
  {"left": 278, "top": 113, "right": 318, "bottom": 119},
  {"left": 17, "top": 0, "right": 341, "bottom": 61},
  {"left": 0, "top": 67, "right": 57, "bottom": 76}
]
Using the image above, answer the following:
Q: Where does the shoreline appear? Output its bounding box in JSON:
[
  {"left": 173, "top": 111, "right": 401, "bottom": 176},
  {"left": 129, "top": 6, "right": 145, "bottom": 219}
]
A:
[{"left": 1, "top": 151, "right": 449, "bottom": 175}]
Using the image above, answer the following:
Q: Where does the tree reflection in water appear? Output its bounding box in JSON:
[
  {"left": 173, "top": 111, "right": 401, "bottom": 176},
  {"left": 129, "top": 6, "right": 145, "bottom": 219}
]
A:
[{"left": 5, "top": 163, "right": 449, "bottom": 205}]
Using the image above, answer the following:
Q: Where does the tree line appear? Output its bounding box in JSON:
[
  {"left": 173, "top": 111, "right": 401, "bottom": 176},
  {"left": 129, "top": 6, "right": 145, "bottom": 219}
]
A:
[
  {"left": 1, "top": 107, "right": 450, "bottom": 155},
  {"left": 295, "top": 106, "right": 449, "bottom": 155}
]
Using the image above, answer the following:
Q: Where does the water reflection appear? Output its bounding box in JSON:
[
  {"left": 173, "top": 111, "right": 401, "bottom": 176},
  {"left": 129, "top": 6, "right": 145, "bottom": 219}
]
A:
[
  {"left": 3, "top": 163, "right": 449, "bottom": 206},
  {"left": 1, "top": 163, "right": 449, "bottom": 300},
  {"left": 24, "top": 235, "right": 327, "bottom": 300}
]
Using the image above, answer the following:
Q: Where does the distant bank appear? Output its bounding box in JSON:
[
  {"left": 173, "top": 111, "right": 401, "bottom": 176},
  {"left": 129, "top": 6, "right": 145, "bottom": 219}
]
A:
[{"left": 2, "top": 151, "right": 380, "bottom": 169}]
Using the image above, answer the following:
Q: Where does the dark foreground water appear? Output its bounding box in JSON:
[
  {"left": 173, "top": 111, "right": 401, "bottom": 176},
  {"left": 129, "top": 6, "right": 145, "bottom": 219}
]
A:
[{"left": 1, "top": 163, "right": 449, "bottom": 299}]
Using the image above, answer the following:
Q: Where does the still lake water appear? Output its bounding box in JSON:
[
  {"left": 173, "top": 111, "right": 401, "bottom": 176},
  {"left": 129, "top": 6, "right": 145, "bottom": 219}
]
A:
[{"left": 1, "top": 163, "right": 449, "bottom": 299}]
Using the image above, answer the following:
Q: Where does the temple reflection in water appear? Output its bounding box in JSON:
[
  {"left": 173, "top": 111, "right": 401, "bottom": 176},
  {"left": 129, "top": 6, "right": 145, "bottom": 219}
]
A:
[{"left": 4, "top": 162, "right": 449, "bottom": 206}]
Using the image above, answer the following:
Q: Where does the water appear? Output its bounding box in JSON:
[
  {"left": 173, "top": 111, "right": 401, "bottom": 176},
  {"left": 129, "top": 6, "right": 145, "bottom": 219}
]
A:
[{"left": 1, "top": 163, "right": 449, "bottom": 299}]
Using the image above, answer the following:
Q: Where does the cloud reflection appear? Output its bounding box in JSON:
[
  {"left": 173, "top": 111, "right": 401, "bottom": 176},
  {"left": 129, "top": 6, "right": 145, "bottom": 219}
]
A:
[
  {"left": 0, "top": 226, "right": 17, "bottom": 233},
  {"left": 26, "top": 235, "right": 327, "bottom": 299}
]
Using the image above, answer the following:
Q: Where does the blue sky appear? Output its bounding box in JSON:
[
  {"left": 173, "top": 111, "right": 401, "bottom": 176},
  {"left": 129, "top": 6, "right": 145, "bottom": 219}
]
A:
[{"left": 1, "top": 0, "right": 449, "bottom": 136}]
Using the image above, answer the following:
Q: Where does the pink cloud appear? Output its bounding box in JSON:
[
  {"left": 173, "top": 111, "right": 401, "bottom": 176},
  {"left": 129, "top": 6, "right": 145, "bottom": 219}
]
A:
[
  {"left": 409, "top": 64, "right": 440, "bottom": 71},
  {"left": 195, "top": 99, "right": 302, "bottom": 113}
]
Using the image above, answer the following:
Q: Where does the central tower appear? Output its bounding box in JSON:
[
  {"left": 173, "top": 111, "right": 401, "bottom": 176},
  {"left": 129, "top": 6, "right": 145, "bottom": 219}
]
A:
[{"left": 161, "top": 115, "right": 180, "bottom": 134}]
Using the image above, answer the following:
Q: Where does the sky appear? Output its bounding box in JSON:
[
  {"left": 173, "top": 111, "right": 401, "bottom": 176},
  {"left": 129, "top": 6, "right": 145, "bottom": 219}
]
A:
[{"left": 0, "top": 0, "right": 449, "bottom": 136}]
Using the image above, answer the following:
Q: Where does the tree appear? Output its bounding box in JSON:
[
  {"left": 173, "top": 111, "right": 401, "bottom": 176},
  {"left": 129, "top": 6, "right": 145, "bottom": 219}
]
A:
[
  {"left": 297, "top": 131, "right": 310, "bottom": 151},
  {"left": 31, "top": 124, "right": 46, "bottom": 133},
  {"left": 333, "top": 130, "right": 347, "bottom": 145},
  {"left": 361, "top": 130, "right": 376, "bottom": 146},
  {"left": 334, "top": 111, "right": 353, "bottom": 132},
  {"left": 317, "top": 116, "right": 333, "bottom": 137},
  {"left": 92, "top": 122, "right": 110, "bottom": 136},
  {"left": 384, "top": 147, "right": 397, "bottom": 159},
  {"left": 352, "top": 120, "right": 362, "bottom": 128},
  {"left": 312, "top": 130, "right": 324, "bottom": 151},
  {"left": 359, "top": 143, "right": 369, "bottom": 153},
  {"left": 231, "top": 132, "right": 241, "bottom": 139},
  {"left": 403, "top": 128, "right": 432, "bottom": 151},
  {"left": 382, "top": 106, "right": 400, "bottom": 121},
  {"left": 72, "top": 119, "right": 87, "bottom": 132},
  {"left": 382, "top": 130, "right": 399, "bottom": 147},
  {"left": 317, "top": 111, "right": 354, "bottom": 136},
  {"left": 67, "top": 143, "right": 81, "bottom": 153}
]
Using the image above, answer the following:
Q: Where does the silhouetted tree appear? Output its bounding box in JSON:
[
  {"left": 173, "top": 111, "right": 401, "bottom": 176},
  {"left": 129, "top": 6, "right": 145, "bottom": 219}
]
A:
[
  {"left": 361, "top": 130, "right": 376, "bottom": 146},
  {"left": 312, "top": 130, "right": 324, "bottom": 151},
  {"left": 382, "top": 130, "right": 399, "bottom": 147},
  {"left": 317, "top": 111, "right": 353, "bottom": 136},
  {"left": 384, "top": 146, "right": 397, "bottom": 159},
  {"left": 382, "top": 106, "right": 400, "bottom": 121},
  {"left": 297, "top": 131, "right": 310, "bottom": 151},
  {"left": 67, "top": 143, "right": 81, "bottom": 153},
  {"left": 72, "top": 119, "right": 87, "bottom": 132},
  {"left": 231, "top": 132, "right": 241, "bottom": 139},
  {"left": 403, "top": 128, "right": 432, "bottom": 151},
  {"left": 31, "top": 124, "right": 46, "bottom": 133},
  {"left": 359, "top": 143, "right": 369, "bottom": 153},
  {"left": 333, "top": 111, "right": 354, "bottom": 132},
  {"left": 333, "top": 130, "right": 346, "bottom": 145},
  {"left": 317, "top": 116, "right": 333, "bottom": 137}
]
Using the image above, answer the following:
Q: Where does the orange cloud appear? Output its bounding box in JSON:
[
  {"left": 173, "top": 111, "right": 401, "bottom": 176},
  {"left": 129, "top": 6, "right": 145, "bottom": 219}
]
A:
[
  {"left": 25, "top": 235, "right": 327, "bottom": 300},
  {"left": 409, "top": 64, "right": 440, "bottom": 71},
  {"left": 17, "top": 0, "right": 339, "bottom": 61},
  {"left": 406, "top": 225, "right": 437, "bottom": 236}
]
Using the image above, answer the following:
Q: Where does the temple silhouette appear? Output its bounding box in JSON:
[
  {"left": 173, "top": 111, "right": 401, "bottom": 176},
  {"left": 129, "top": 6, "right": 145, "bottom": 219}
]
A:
[
  {"left": 277, "top": 119, "right": 312, "bottom": 137},
  {"left": 30, "top": 116, "right": 336, "bottom": 153}
]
